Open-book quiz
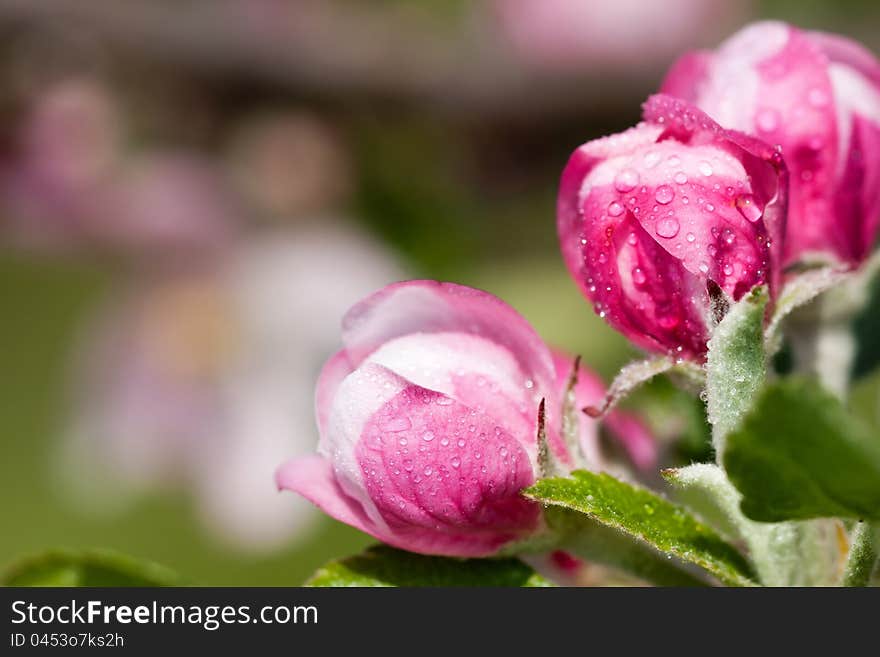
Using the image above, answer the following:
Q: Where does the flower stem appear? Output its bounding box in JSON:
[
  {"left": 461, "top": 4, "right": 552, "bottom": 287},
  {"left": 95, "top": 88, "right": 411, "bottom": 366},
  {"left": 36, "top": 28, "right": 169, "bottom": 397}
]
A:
[{"left": 842, "top": 522, "right": 878, "bottom": 587}]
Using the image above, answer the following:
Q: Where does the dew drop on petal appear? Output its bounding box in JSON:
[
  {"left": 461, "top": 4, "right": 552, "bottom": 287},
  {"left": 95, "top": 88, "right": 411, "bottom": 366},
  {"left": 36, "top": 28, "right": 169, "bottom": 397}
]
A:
[
  {"left": 756, "top": 108, "right": 779, "bottom": 132},
  {"left": 608, "top": 201, "right": 624, "bottom": 217},
  {"left": 656, "top": 216, "right": 680, "bottom": 238},
  {"left": 736, "top": 194, "right": 762, "bottom": 222},
  {"left": 632, "top": 267, "right": 647, "bottom": 285},
  {"left": 686, "top": 232, "right": 696, "bottom": 243},
  {"left": 422, "top": 431, "right": 435, "bottom": 442},
  {"left": 655, "top": 185, "right": 675, "bottom": 205},
  {"left": 674, "top": 171, "right": 688, "bottom": 184},
  {"left": 614, "top": 168, "right": 639, "bottom": 192},
  {"left": 383, "top": 417, "right": 412, "bottom": 432},
  {"left": 698, "top": 161, "right": 713, "bottom": 176}
]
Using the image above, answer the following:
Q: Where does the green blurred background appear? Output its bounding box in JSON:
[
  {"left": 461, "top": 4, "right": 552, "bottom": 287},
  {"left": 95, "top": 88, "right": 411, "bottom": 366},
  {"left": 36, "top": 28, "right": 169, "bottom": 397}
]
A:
[{"left": 1, "top": 0, "right": 879, "bottom": 585}]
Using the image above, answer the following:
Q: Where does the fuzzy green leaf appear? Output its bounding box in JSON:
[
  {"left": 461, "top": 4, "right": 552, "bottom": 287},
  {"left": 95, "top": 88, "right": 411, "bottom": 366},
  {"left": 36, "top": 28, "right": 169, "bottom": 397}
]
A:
[
  {"left": 306, "top": 545, "right": 551, "bottom": 587},
  {"left": 663, "top": 464, "right": 844, "bottom": 586},
  {"left": 2, "top": 549, "right": 180, "bottom": 587},
  {"left": 525, "top": 471, "right": 757, "bottom": 586},
  {"left": 723, "top": 378, "right": 880, "bottom": 522},
  {"left": 541, "top": 507, "right": 709, "bottom": 587},
  {"left": 706, "top": 285, "right": 768, "bottom": 453}
]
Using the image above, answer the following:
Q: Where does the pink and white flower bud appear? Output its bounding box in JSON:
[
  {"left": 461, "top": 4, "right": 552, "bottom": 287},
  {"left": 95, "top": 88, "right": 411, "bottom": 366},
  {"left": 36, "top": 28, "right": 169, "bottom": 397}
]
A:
[
  {"left": 276, "top": 281, "right": 573, "bottom": 557},
  {"left": 662, "top": 21, "right": 880, "bottom": 265},
  {"left": 558, "top": 94, "right": 787, "bottom": 359}
]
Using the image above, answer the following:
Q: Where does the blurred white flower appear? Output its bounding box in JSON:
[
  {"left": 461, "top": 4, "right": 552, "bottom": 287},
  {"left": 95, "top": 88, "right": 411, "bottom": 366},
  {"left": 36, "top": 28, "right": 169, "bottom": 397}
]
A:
[{"left": 59, "top": 226, "right": 404, "bottom": 552}]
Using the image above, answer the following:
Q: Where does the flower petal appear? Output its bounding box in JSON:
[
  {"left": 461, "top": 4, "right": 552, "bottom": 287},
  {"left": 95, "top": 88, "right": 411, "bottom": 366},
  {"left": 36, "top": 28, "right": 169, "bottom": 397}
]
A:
[
  {"left": 342, "top": 282, "right": 557, "bottom": 401},
  {"left": 275, "top": 455, "right": 382, "bottom": 539},
  {"left": 355, "top": 384, "right": 541, "bottom": 556},
  {"left": 314, "top": 349, "right": 353, "bottom": 441}
]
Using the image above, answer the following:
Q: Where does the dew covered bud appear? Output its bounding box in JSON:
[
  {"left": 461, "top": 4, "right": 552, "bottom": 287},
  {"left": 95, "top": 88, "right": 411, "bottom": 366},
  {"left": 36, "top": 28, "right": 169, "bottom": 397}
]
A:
[
  {"left": 557, "top": 94, "right": 787, "bottom": 359},
  {"left": 276, "top": 281, "right": 574, "bottom": 557},
  {"left": 662, "top": 21, "right": 880, "bottom": 265}
]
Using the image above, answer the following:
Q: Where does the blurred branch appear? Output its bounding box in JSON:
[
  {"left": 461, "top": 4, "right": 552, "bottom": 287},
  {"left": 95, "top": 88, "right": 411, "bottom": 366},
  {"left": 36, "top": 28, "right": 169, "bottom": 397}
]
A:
[{"left": 0, "top": 0, "right": 649, "bottom": 119}]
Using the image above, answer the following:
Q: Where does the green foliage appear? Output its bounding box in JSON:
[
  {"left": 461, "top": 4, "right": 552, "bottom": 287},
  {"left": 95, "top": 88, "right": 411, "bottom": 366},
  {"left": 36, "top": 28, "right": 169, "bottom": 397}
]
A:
[
  {"left": 2, "top": 549, "right": 180, "bottom": 587},
  {"left": 542, "top": 507, "right": 708, "bottom": 587},
  {"left": 723, "top": 379, "right": 880, "bottom": 522},
  {"left": 663, "top": 465, "right": 843, "bottom": 586},
  {"left": 525, "top": 471, "right": 757, "bottom": 587},
  {"left": 306, "top": 545, "right": 551, "bottom": 587}
]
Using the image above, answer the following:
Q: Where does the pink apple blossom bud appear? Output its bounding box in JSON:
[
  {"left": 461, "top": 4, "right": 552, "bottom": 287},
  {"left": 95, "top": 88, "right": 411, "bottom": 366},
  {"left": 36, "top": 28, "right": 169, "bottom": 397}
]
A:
[
  {"left": 662, "top": 21, "right": 880, "bottom": 265},
  {"left": 277, "top": 281, "right": 573, "bottom": 557},
  {"left": 558, "top": 94, "right": 787, "bottom": 359}
]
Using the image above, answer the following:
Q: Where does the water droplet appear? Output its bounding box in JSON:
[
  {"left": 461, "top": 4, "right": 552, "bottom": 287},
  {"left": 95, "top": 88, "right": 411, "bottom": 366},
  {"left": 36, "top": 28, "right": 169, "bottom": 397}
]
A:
[
  {"left": 440, "top": 437, "right": 449, "bottom": 447},
  {"left": 457, "top": 439, "right": 466, "bottom": 447},
  {"left": 597, "top": 252, "right": 607, "bottom": 264},
  {"left": 422, "top": 431, "right": 435, "bottom": 442},
  {"left": 626, "top": 232, "right": 638, "bottom": 245},
  {"left": 614, "top": 168, "right": 639, "bottom": 192},
  {"left": 656, "top": 216, "right": 680, "bottom": 238},
  {"left": 698, "top": 262, "right": 710, "bottom": 274},
  {"left": 607, "top": 201, "right": 624, "bottom": 217},
  {"left": 736, "top": 194, "right": 762, "bottom": 222},
  {"left": 424, "top": 466, "right": 433, "bottom": 476},
  {"left": 704, "top": 203, "right": 715, "bottom": 212},
  {"left": 436, "top": 397, "right": 453, "bottom": 406},
  {"left": 756, "top": 108, "right": 779, "bottom": 132},
  {"left": 382, "top": 417, "right": 412, "bottom": 432},
  {"left": 644, "top": 151, "right": 661, "bottom": 168},
  {"left": 674, "top": 171, "right": 688, "bottom": 184},
  {"left": 655, "top": 185, "right": 675, "bottom": 205},
  {"left": 686, "top": 232, "right": 696, "bottom": 243},
  {"left": 398, "top": 437, "right": 408, "bottom": 446},
  {"left": 723, "top": 263, "right": 734, "bottom": 276},
  {"left": 632, "top": 267, "right": 647, "bottom": 285},
  {"left": 451, "top": 457, "right": 460, "bottom": 468},
  {"left": 698, "top": 161, "right": 713, "bottom": 176},
  {"left": 667, "top": 155, "right": 681, "bottom": 167},
  {"left": 524, "top": 379, "right": 534, "bottom": 389}
]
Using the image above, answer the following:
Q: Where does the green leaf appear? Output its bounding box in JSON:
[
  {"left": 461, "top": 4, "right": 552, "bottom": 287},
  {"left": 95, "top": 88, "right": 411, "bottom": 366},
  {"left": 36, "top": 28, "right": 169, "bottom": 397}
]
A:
[
  {"left": 663, "top": 464, "right": 844, "bottom": 586},
  {"left": 723, "top": 378, "right": 880, "bottom": 522},
  {"left": 706, "top": 285, "right": 768, "bottom": 453},
  {"left": 306, "top": 545, "right": 552, "bottom": 587},
  {"left": 2, "top": 549, "right": 180, "bottom": 586},
  {"left": 541, "top": 507, "right": 708, "bottom": 587},
  {"left": 525, "top": 471, "right": 757, "bottom": 587}
]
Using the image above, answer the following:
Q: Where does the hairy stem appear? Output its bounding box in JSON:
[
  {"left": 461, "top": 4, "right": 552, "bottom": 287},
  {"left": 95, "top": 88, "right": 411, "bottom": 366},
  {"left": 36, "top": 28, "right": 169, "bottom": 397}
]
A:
[{"left": 842, "top": 522, "right": 878, "bottom": 587}]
